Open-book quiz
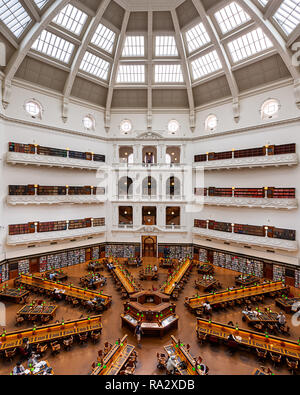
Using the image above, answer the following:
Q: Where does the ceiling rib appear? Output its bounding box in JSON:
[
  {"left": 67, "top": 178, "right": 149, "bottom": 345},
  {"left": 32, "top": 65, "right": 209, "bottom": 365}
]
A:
[
  {"left": 62, "top": 0, "right": 111, "bottom": 122},
  {"left": 192, "top": 0, "right": 240, "bottom": 123},
  {"left": 21, "top": 0, "right": 41, "bottom": 22},
  {"left": 2, "top": 0, "right": 71, "bottom": 108},
  {"left": 147, "top": 11, "right": 153, "bottom": 130},
  {"left": 105, "top": 9, "right": 130, "bottom": 132},
  {"left": 171, "top": 9, "right": 195, "bottom": 131}
]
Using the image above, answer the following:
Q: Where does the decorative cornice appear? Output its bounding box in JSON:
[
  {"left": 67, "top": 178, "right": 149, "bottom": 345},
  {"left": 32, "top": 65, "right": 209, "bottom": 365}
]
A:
[
  {"left": 194, "top": 153, "right": 298, "bottom": 170},
  {"left": 7, "top": 195, "right": 106, "bottom": 205},
  {"left": 7, "top": 226, "right": 106, "bottom": 246},
  {"left": 192, "top": 227, "right": 298, "bottom": 252},
  {"left": 204, "top": 196, "right": 298, "bottom": 209}
]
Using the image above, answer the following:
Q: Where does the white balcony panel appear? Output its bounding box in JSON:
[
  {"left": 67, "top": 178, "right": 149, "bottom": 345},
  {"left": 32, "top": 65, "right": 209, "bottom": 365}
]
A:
[
  {"left": 203, "top": 196, "right": 297, "bottom": 209},
  {"left": 192, "top": 227, "right": 298, "bottom": 252},
  {"left": 6, "top": 152, "right": 105, "bottom": 170},
  {"left": 7, "top": 195, "right": 106, "bottom": 205},
  {"left": 193, "top": 154, "right": 298, "bottom": 170},
  {"left": 7, "top": 226, "right": 106, "bottom": 246}
]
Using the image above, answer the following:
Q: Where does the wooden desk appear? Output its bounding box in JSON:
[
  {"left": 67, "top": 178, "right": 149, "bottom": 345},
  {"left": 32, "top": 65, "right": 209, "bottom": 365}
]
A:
[
  {"left": 186, "top": 281, "right": 289, "bottom": 311},
  {"left": 161, "top": 259, "right": 191, "bottom": 295},
  {"left": 0, "top": 287, "right": 29, "bottom": 304},
  {"left": 242, "top": 311, "right": 278, "bottom": 327},
  {"left": 275, "top": 297, "right": 300, "bottom": 313},
  {"left": 87, "top": 260, "right": 104, "bottom": 272},
  {"left": 196, "top": 318, "right": 300, "bottom": 361},
  {"left": 195, "top": 278, "right": 217, "bottom": 292},
  {"left": 91, "top": 335, "right": 135, "bottom": 375},
  {"left": 24, "top": 360, "right": 54, "bottom": 375},
  {"left": 80, "top": 273, "right": 107, "bottom": 289},
  {"left": 15, "top": 274, "right": 112, "bottom": 308},
  {"left": 197, "top": 263, "right": 214, "bottom": 275},
  {"left": 112, "top": 265, "right": 139, "bottom": 294},
  {"left": 235, "top": 275, "right": 260, "bottom": 286},
  {"left": 0, "top": 315, "right": 102, "bottom": 351},
  {"left": 17, "top": 304, "right": 58, "bottom": 321},
  {"left": 164, "top": 335, "right": 204, "bottom": 375}
]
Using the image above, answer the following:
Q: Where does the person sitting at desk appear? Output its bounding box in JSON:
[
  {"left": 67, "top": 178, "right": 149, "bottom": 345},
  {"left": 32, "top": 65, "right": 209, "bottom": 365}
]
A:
[
  {"left": 166, "top": 355, "right": 178, "bottom": 375},
  {"left": 13, "top": 361, "right": 25, "bottom": 375},
  {"left": 88, "top": 278, "right": 95, "bottom": 288},
  {"left": 153, "top": 265, "right": 158, "bottom": 273},
  {"left": 28, "top": 352, "right": 40, "bottom": 367},
  {"left": 19, "top": 338, "right": 33, "bottom": 359},
  {"left": 49, "top": 272, "right": 57, "bottom": 281},
  {"left": 277, "top": 312, "right": 286, "bottom": 328},
  {"left": 202, "top": 301, "right": 212, "bottom": 316}
]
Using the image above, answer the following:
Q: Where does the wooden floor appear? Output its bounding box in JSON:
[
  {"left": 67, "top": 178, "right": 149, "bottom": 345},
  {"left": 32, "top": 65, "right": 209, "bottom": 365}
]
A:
[{"left": 0, "top": 258, "right": 299, "bottom": 375}]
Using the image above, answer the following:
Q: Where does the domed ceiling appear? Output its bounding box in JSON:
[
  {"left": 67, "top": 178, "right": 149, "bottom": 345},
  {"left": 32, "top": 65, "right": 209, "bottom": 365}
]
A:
[{"left": 0, "top": 0, "right": 300, "bottom": 129}]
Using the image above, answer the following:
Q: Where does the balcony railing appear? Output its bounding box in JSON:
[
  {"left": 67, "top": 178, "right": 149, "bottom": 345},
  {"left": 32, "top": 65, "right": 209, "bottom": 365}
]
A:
[{"left": 112, "top": 225, "right": 187, "bottom": 233}]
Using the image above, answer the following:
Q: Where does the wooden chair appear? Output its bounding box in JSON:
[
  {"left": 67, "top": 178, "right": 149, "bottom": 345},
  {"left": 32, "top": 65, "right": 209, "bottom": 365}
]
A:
[
  {"left": 36, "top": 343, "right": 48, "bottom": 355},
  {"left": 4, "top": 348, "right": 16, "bottom": 362},
  {"left": 78, "top": 332, "right": 88, "bottom": 345},
  {"left": 72, "top": 298, "right": 79, "bottom": 307},
  {"left": 256, "top": 348, "right": 267, "bottom": 362},
  {"left": 197, "top": 332, "right": 207, "bottom": 345},
  {"left": 280, "top": 325, "right": 290, "bottom": 337},
  {"left": 90, "top": 331, "right": 101, "bottom": 344},
  {"left": 124, "top": 359, "right": 135, "bottom": 375},
  {"left": 104, "top": 342, "right": 112, "bottom": 355},
  {"left": 270, "top": 352, "right": 281, "bottom": 367},
  {"left": 286, "top": 358, "right": 298, "bottom": 375},
  {"left": 253, "top": 323, "right": 263, "bottom": 332},
  {"left": 15, "top": 316, "right": 25, "bottom": 326},
  {"left": 41, "top": 315, "right": 51, "bottom": 324},
  {"left": 50, "top": 341, "right": 61, "bottom": 355},
  {"left": 63, "top": 336, "right": 74, "bottom": 351}
]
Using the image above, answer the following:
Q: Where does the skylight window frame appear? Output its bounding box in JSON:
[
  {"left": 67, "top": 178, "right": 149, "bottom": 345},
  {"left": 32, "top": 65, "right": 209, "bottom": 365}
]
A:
[
  {"left": 272, "top": 0, "right": 300, "bottom": 36},
  {"left": 225, "top": 26, "right": 274, "bottom": 65},
  {"left": 90, "top": 21, "right": 118, "bottom": 56},
  {"left": 153, "top": 62, "right": 185, "bottom": 84},
  {"left": 182, "top": 19, "right": 212, "bottom": 56},
  {"left": 153, "top": 34, "right": 179, "bottom": 58},
  {"left": 51, "top": 3, "right": 88, "bottom": 37},
  {"left": 30, "top": 29, "right": 76, "bottom": 65},
  {"left": 0, "top": 0, "right": 33, "bottom": 39},
  {"left": 116, "top": 62, "right": 146, "bottom": 85},
  {"left": 189, "top": 47, "right": 223, "bottom": 82},
  {"left": 79, "top": 50, "right": 111, "bottom": 82},
  {"left": 121, "top": 33, "right": 147, "bottom": 59}
]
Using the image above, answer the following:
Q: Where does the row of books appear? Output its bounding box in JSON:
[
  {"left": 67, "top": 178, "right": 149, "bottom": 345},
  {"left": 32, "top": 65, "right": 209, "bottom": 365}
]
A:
[
  {"left": 18, "top": 259, "right": 30, "bottom": 275},
  {"left": 8, "top": 142, "right": 105, "bottom": 162},
  {"left": 295, "top": 270, "right": 300, "bottom": 288},
  {"left": 194, "top": 187, "right": 296, "bottom": 199},
  {"left": 8, "top": 185, "right": 106, "bottom": 196},
  {"left": 39, "top": 249, "right": 86, "bottom": 272},
  {"left": 273, "top": 265, "right": 285, "bottom": 282},
  {"left": 105, "top": 244, "right": 136, "bottom": 258},
  {"left": 159, "top": 245, "right": 193, "bottom": 259},
  {"left": 194, "top": 219, "right": 296, "bottom": 241},
  {"left": 194, "top": 143, "right": 296, "bottom": 162},
  {"left": 9, "top": 217, "right": 105, "bottom": 235},
  {"left": 213, "top": 251, "right": 264, "bottom": 277}
]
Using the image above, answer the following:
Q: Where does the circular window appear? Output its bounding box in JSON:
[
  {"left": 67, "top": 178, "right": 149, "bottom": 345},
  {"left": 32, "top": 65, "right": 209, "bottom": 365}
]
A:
[
  {"left": 25, "top": 100, "right": 41, "bottom": 117},
  {"left": 168, "top": 120, "right": 180, "bottom": 134},
  {"left": 120, "top": 119, "right": 132, "bottom": 134},
  {"left": 205, "top": 114, "right": 217, "bottom": 131},
  {"left": 261, "top": 99, "right": 279, "bottom": 119},
  {"left": 83, "top": 115, "right": 95, "bottom": 130}
]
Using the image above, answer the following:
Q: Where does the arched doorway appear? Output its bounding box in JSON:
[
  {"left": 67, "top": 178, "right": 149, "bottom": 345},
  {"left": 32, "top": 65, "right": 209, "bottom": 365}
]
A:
[{"left": 142, "top": 236, "right": 157, "bottom": 257}]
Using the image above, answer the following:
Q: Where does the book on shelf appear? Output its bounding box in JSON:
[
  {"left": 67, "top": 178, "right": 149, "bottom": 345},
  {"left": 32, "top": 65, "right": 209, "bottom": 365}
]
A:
[
  {"left": 93, "top": 154, "right": 105, "bottom": 162},
  {"left": 37, "top": 221, "right": 67, "bottom": 233},
  {"left": 68, "top": 218, "right": 91, "bottom": 230},
  {"left": 234, "top": 188, "right": 264, "bottom": 198},
  {"left": 9, "top": 142, "right": 35, "bottom": 154},
  {"left": 37, "top": 145, "right": 67, "bottom": 158},
  {"left": 194, "top": 219, "right": 207, "bottom": 228},
  {"left": 209, "top": 220, "right": 231, "bottom": 232},
  {"left": 93, "top": 218, "right": 105, "bottom": 227},
  {"left": 9, "top": 222, "right": 35, "bottom": 235},
  {"left": 37, "top": 186, "right": 66, "bottom": 195},
  {"left": 234, "top": 224, "right": 265, "bottom": 237},
  {"left": 9, "top": 185, "right": 35, "bottom": 195},
  {"left": 68, "top": 186, "right": 92, "bottom": 195}
]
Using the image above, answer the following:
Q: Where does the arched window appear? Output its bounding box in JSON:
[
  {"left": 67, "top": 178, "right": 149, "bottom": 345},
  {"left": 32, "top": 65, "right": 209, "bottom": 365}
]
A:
[
  {"left": 205, "top": 114, "right": 217, "bottom": 131},
  {"left": 83, "top": 115, "right": 95, "bottom": 130},
  {"left": 118, "top": 177, "right": 133, "bottom": 196},
  {"left": 24, "top": 99, "right": 42, "bottom": 119},
  {"left": 142, "top": 176, "right": 157, "bottom": 196},
  {"left": 261, "top": 99, "right": 279, "bottom": 120},
  {"left": 166, "top": 176, "right": 180, "bottom": 196}
]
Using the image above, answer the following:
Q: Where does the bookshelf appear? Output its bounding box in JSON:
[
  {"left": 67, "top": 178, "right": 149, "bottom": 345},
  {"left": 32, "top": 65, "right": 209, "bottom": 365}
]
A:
[
  {"left": 194, "top": 219, "right": 207, "bottom": 229},
  {"left": 273, "top": 265, "right": 285, "bottom": 282},
  {"left": 69, "top": 150, "right": 91, "bottom": 160},
  {"left": 267, "top": 188, "right": 295, "bottom": 199},
  {"left": 8, "top": 185, "right": 105, "bottom": 196},
  {"left": 37, "top": 145, "right": 67, "bottom": 158},
  {"left": 69, "top": 186, "right": 91, "bottom": 195},
  {"left": 92, "top": 246, "right": 100, "bottom": 260},
  {"left": 208, "top": 187, "right": 232, "bottom": 197},
  {"left": 212, "top": 251, "right": 263, "bottom": 277},
  {"left": 69, "top": 218, "right": 91, "bottom": 230},
  {"left": 234, "top": 224, "right": 265, "bottom": 237},
  {"left": 39, "top": 256, "right": 47, "bottom": 272},
  {"left": 9, "top": 142, "right": 35, "bottom": 154},
  {"left": 209, "top": 220, "right": 231, "bottom": 232},
  {"left": 272, "top": 227, "right": 296, "bottom": 241},
  {"left": 18, "top": 259, "right": 30, "bottom": 275},
  {"left": 295, "top": 270, "right": 300, "bottom": 288},
  {"left": 199, "top": 248, "right": 208, "bottom": 262},
  {"left": 37, "top": 186, "right": 66, "bottom": 195},
  {"left": 37, "top": 221, "right": 67, "bottom": 233},
  {"left": 234, "top": 188, "right": 264, "bottom": 198},
  {"left": 9, "top": 223, "right": 35, "bottom": 235},
  {"left": 105, "top": 244, "right": 136, "bottom": 258},
  {"left": 194, "top": 143, "right": 296, "bottom": 163},
  {"left": 9, "top": 185, "right": 35, "bottom": 195},
  {"left": 93, "top": 218, "right": 105, "bottom": 227},
  {"left": 93, "top": 154, "right": 105, "bottom": 162},
  {"left": 0, "top": 263, "right": 9, "bottom": 283}
]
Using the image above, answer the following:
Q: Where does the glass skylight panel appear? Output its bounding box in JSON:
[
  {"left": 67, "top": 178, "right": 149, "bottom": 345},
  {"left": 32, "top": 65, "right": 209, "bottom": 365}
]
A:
[
  {"left": 116, "top": 65, "right": 145, "bottom": 83},
  {"left": 258, "top": 0, "right": 269, "bottom": 6},
  {"left": 185, "top": 22, "right": 211, "bottom": 53},
  {"left": 34, "top": 0, "right": 49, "bottom": 9},
  {"left": 191, "top": 50, "right": 222, "bottom": 80},
  {"left": 227, "top": 27, "right": 273, "bottom": 63},
  {"left": 273, "top": 0, "right": 300, "bottom": 35},
  {"left": 52, "top": 4, "right": 87, "bottom": 35},
  {"left": 91, "top": 23, "right": 116, "bottom": 53},
  {"left": 80, "top": 52, "right": 110, "bottom": 80},
  {"left": 122, "top": 36, "right": 145, "bottom": 57},
  {"left": 214, "top": 2, "right": 250, "bottom": 34},
  {"left": 31, "top": 30, "right": 75, "bottom": 63},
  {"left": 155, "top": 36, "right": 178, "bottom": 57},
  {"left": 0, "top": 0, "right": 31, "bottom": 38},
  {"left": 154, "top": 64, "right": 184, "bottom": 83}
]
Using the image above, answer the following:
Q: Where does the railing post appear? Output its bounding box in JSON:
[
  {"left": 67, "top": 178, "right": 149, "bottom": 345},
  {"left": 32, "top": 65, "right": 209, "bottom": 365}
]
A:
[
  {"left": 265, "top": 226, "right": 268, "bottom": 238},
  {"left": 231, "top": 223, "right": 234, "bottom": 233},
  {"left": 232, "top": 187, "right": 235, "bottom": 197}
]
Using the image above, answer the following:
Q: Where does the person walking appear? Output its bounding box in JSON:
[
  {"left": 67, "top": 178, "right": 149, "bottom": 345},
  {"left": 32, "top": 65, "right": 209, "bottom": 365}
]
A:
[{"left": 134, "top": 321, "right": 144, "bottom": 348}]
